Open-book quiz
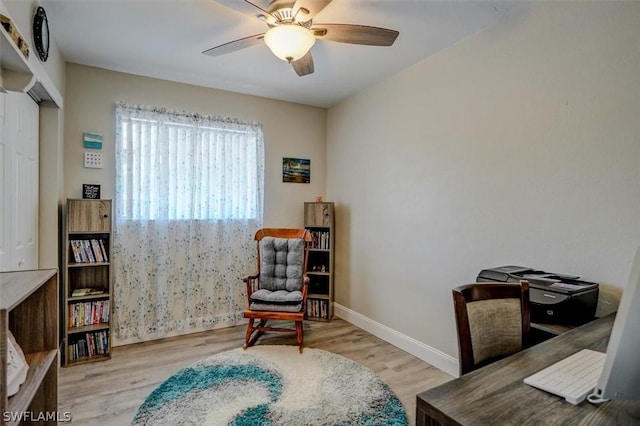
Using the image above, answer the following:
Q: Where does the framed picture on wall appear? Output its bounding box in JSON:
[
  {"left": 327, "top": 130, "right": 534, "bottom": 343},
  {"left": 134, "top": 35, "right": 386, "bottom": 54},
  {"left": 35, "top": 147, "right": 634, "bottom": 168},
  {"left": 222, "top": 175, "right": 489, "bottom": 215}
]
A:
[{"left": 282, "top": 157, "right": 310, "bottom": 183}]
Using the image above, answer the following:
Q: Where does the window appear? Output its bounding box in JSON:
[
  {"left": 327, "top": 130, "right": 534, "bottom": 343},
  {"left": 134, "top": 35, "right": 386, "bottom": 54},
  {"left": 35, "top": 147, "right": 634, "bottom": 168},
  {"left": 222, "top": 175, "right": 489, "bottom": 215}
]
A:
[
  {"left": 115, "top": 103, "right": 264, "bottom": 221},
  {"left": 113, "top": 104, "right": 263, "bottom": 341}
]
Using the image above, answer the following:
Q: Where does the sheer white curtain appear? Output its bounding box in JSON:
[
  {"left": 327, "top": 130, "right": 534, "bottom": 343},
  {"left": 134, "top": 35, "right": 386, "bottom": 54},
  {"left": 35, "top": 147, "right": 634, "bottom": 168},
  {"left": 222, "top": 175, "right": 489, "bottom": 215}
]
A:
[{"left": 113, "top": 103, "right": 264, "bottom": 342}]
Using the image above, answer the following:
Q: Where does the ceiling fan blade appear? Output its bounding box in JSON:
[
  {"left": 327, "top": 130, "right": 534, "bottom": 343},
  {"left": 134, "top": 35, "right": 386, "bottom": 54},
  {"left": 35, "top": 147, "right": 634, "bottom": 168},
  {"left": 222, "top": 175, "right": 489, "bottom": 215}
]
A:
[
  {"left": 291, "top": 51, "right": 314, "bottom": 76},
  {"left": 292, "top": 0, "right": 332, "bottom": 21},
  {"left": 244, "top": 0, "right": 275, "bottom": 17},
  {"left": 247, "top": 0, "right": 278, "bottom": 25},
  {"left": 244, "top": 0, "right": 276, "bottom": 24},
  {"left": 216, "top": 0, "right": 277, "bottom": 25},
  {"left": 311, "top": 24, "right": 399, "bottom": 46},
  {"left": 202, "top": 34, "right": 264, "bottom": 57}
]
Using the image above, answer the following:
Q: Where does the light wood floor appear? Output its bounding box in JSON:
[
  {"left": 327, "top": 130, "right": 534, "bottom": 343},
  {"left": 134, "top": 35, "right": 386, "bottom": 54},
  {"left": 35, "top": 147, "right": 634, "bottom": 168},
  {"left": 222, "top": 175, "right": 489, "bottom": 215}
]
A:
[{"left": 58, "top": 318, "right": 454, "bottom": 425}]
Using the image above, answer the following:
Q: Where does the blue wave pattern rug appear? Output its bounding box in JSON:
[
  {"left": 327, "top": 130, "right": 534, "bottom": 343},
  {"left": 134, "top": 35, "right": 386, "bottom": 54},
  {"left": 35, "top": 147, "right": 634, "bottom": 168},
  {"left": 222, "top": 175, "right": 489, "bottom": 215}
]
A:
[{"left": 132, "top": 345, "right": 408, "bottom": 425}]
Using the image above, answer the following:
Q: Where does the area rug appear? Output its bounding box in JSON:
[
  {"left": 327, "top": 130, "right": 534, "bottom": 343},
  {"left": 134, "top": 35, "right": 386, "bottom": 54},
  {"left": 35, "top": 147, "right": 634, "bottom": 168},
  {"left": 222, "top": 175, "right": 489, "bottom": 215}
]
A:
[{"left": 132, "top": 345, "right": 408, "bottom": 425}]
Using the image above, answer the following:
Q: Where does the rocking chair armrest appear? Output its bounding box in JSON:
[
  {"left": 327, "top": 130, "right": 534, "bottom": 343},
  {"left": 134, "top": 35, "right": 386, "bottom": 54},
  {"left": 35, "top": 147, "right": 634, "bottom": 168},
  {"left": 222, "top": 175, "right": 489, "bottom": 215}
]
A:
[
  {"left": 244, "top": 273, "right": 259, "bottom": 282},
  {"left": 243, "top": 273, "right": 259, "bottom": 304},
  {"left": 301, "top": 275, "right": 309, "bottom": 300}
]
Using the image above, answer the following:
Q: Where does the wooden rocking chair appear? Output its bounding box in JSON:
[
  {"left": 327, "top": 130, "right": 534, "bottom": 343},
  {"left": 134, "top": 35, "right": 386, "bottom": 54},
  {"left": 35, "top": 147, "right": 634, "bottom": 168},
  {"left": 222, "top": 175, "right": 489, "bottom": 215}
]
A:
[{"left": 243, "top": 228, "right": 312, "bottom": 353}]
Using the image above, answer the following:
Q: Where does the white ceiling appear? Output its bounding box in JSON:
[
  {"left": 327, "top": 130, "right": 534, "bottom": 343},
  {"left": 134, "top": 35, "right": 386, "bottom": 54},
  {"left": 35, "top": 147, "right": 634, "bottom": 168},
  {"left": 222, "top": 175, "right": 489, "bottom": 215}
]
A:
[{"left": 36, "top": 0, "right": 531, "bottom": 108}]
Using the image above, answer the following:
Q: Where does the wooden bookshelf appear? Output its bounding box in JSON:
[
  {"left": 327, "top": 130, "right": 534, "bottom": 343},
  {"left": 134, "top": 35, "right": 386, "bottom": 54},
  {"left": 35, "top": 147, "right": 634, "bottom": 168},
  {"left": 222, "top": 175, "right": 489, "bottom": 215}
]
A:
[
  {"left": 63, "top": 199, "right": 113, "bottom": 366},
  {"left": 304, "top": 202, "right": 335, "bottom": 321},
  {"left": 1, "top": 269, "right": 58, "bottom": 426}
]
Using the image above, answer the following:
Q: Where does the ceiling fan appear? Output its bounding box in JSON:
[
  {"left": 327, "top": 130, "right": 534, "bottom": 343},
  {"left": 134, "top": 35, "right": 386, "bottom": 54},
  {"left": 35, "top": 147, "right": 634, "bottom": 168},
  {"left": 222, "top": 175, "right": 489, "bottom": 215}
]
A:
[{"left": 203, "top": 0, "right": 399, "bottom": 77}]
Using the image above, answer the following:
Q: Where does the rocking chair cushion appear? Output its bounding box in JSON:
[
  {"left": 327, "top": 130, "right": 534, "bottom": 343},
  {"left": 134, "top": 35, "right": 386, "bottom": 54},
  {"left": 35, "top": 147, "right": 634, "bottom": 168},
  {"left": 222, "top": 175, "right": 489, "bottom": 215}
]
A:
[
  {"left": 250, "top": 288, "right": 304, "bottom": 313},
  {"left": 259, "top": 237, "right": 305, "bottom": 292},
  {"left": 251, "top": 289, "right": 303, "bottom": 304},
  {"left": 249, "top": 302, "right": 303, "bottom": 312}
]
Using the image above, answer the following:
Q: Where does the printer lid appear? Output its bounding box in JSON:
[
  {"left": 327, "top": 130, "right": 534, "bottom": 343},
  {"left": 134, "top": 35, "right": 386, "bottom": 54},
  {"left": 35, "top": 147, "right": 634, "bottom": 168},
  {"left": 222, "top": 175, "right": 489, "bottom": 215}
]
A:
[
  {"left": 526, "top": 276, "right": 598, "bottom": 294},
  {"left": 477, "top": 265, "right": 597, "bottom": 294}
]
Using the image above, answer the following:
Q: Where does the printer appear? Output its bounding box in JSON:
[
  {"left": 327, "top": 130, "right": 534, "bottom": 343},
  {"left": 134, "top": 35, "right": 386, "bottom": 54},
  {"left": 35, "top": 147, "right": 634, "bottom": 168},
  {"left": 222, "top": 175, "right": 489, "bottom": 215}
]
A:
[{"left": 476, "top": 265, "right": 599, "bottom": 326}]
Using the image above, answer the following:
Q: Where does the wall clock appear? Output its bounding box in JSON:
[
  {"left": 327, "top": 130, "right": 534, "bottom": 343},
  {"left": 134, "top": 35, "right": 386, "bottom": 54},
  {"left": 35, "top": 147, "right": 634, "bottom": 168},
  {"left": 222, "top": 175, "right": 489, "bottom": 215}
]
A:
[{"left": 32, "top": 6, "right": 49, "bottom": 62}]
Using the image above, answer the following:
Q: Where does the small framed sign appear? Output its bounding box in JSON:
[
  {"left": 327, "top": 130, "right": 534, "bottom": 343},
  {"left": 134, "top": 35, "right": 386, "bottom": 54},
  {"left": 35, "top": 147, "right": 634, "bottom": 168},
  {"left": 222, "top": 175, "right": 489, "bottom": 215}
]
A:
[{"left": 82, "top": 184, "right": 101, "bottom": 199}]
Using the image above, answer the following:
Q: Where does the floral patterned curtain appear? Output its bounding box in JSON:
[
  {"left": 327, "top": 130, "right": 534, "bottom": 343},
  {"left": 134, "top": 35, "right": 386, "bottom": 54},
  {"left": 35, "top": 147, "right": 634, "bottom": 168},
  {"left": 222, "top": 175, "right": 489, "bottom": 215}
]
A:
[{"left": 113, "top": 103, "right": 264, "bottom": 342}]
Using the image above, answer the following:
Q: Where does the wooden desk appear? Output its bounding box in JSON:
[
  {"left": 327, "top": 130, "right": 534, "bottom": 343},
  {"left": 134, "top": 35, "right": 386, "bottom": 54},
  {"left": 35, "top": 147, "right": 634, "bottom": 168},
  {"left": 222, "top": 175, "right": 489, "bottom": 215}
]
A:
[
  {"left": 416, "top": 314, "right": 640, "bottom": 425},
  {"left": 531, "top": 320, "right": 572, "bottom": 336}
]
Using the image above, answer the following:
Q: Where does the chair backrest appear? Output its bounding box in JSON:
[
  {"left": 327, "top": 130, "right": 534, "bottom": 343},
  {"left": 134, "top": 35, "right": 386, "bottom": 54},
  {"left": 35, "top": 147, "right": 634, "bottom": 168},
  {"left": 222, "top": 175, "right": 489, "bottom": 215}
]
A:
[
  {"left": 254, "top": 228, "right": 311, "bottom": 292},
  {"left": 452, "top": 281, "right": 531, "bottom": 375}
]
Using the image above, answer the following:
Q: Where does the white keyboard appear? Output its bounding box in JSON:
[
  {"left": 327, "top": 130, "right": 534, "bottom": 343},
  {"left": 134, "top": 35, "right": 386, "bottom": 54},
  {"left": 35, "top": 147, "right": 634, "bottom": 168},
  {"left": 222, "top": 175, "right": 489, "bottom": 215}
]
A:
[{"left": 524, "top": 349, "right": 606, "bottom": 405}]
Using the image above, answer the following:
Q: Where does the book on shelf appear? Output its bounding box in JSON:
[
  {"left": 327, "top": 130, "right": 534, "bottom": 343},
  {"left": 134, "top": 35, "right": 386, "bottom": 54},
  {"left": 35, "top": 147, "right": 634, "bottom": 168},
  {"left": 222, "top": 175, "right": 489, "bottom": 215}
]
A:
[
  {"left": 71, "top": 240, "right": 87, "bottom": 263},
  {"left": 99, "top": 239, "right": 108, "bottom": 261},
  {"left": 70, "top": 240, "right": 80, "bottom": 262},
  {"left": 68, "top": 330, "right": 109, "bottom": 361},
  {"left": 308, "top": 231, "right": 330, "bottom": 249},
  {"left": 70, "top": 238, "right": 108, "bottom": 263},
  {"left": 90, "top": 240, "right": 103, "bottom": 262},
  {"left": 83, "top": 240, "right": 95, "bottom": 262},
  {"left": 68, "top": 299, "right": 110, "bottom": 327},
  {"left": 72, "top": 287, "right": 105, "bottom": 297},
  {"left": 307, "top": 298, "right": 328, "bottom": 319}
]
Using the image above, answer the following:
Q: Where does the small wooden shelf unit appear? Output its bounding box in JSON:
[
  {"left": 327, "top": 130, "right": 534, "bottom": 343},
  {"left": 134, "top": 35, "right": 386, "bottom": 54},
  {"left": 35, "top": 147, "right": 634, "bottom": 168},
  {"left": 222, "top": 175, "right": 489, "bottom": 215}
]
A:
[
  {"left": 63, "top": 199, "right": 113, "bottom": 366},
  {"left": 1, "top": 269, "right": 59, "bottom": 426},
  {"left": 304, "top": 202, "right": 335, "bottom": 321}
]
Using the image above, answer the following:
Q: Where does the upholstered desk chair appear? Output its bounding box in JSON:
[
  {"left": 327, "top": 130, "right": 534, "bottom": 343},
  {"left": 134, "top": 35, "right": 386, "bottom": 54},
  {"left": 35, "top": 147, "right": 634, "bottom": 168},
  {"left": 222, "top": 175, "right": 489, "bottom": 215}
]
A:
[
  {"left": 452, "top": 280, "right": 531, "bottom": 375},
  {"left": 243, "top": 228, "right": 312, "bottom": 353}
]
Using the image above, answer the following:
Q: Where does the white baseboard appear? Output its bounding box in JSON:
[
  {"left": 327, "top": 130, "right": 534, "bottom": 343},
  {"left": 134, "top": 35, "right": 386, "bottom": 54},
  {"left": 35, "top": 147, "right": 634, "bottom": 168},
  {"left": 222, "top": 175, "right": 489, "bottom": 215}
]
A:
[{"left": 333, "top": 303, "right": 459, "bottom": 377}]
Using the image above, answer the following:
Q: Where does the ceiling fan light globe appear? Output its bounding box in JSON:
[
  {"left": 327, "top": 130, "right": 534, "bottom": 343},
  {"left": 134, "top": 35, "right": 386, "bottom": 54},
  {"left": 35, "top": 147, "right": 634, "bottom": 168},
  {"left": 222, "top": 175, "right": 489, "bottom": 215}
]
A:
[{"left": 264, "top": 24, "right": 315, "bottom": 62}]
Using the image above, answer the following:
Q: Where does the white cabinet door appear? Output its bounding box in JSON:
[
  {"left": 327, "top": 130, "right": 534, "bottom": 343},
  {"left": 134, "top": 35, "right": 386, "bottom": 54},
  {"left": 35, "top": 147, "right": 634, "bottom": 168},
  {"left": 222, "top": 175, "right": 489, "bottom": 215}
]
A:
[
  {"left": 0, "top": 92, "right": 39, "bottom": 271},
  {"left": 11, "top": 92, "right": 39, "bottom": 269}
]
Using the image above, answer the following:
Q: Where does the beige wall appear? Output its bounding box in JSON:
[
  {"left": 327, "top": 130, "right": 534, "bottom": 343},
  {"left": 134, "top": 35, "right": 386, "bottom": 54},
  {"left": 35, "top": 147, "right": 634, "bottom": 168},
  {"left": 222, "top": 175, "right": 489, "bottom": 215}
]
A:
[
  {"left": 38, "top": 105, "right": 64, "bottom": 268},
  {"left": 327, "top": 1, "right": 640, "bottom": 362},
  {"left": 63, "top": 64, "right": 326, "bottom": 227}
]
